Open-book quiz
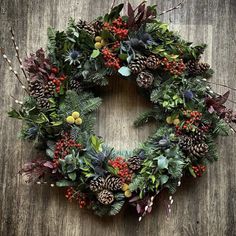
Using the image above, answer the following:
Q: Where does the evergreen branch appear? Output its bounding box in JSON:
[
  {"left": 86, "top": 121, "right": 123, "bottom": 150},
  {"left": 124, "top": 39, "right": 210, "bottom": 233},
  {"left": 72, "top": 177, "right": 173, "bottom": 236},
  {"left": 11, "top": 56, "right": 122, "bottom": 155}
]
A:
[{"left": 134, "top": 110, "right": 158, "bottom": 127}]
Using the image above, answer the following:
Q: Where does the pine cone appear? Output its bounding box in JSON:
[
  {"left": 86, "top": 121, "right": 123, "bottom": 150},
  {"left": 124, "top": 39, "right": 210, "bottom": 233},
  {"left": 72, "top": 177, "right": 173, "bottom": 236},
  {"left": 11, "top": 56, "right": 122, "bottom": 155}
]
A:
[
  {"left": 97, "top": 189, "right": 114, "bottom": 205},
  {"left": 28, "top": 80, "right": 44, "bottom": 98},
  {"left": 186, "top": 60, "right": 210, "bottom": 76},
  {"left": 179, "top": 136, "right": 193, "bottom": 151},
  {"left": 198, "top": 62, "right": 210, "bottom": 72},
  {"left": 69, "top": 77, "right": 82, "bottom": 92},
  {"left": 189, "top": 143, "right": 209, "bottom": 157},
  {"left": 36, "top": 97, "right": 50, "bottom": 110},
  {"left": 146, "top": 55, "right": 161, "bottom": 70},
  {"left": 104, "top": 175, "right": 122, "bottom": 191},
  {"left": 127, "top": 156, "right": 142, "bottom": 171},
  {"left": 92, "top": 20, "right": 103, "bottom": 34},
  {"left": 129, "top": 55, "right": 147, "bottom": 74},
  {"left": 77, "top": 19, "right": 95, "bottom": 37},
  {"left": 136, "top": 71, "right": 154, "bottom": 89},
  {"left": 190, "top": 130, "right": 206, "bottom": 144},
  {"left": 44, "top": 81, "right": 55, "bottom": 97},
  {"left": 89, "top": 177, "right": 105, "bottom": 192}
]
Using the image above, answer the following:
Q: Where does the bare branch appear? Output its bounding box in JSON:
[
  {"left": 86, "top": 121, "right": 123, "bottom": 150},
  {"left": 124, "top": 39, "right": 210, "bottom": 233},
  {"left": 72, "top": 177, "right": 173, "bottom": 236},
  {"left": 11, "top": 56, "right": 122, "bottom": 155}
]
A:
[
  {"left": 159, "top": 0, "right": 186, "bottom": 16},
  {"left": 1, "top": 47, "right": 29, "bottom": 94},
  {"left": 10, "top": 27, "right": 28, "bottom": 81}
]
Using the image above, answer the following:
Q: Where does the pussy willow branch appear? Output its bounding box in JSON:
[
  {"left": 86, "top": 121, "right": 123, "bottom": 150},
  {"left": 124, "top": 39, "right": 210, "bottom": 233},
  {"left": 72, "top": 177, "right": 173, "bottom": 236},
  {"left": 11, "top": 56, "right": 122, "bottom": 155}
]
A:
[
  {"left": 206, "top": 80, "right": 236, "bottom": 92},
  {"left": 1, "top": 47, "right": 28, "bottom": 94},
  {"left": 159, "top": 0, "right": 186, "bottom": 15},
  {"left": 10, "top": 28, "right": 28, "bottom": 81}
]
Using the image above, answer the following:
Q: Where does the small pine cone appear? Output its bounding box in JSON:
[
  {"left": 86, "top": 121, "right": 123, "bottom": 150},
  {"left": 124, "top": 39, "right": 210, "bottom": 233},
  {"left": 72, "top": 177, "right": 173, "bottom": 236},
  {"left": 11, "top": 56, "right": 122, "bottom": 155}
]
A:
[
  {"left": 92, "top": 20, "right": 103, "bottom": 34},
  {"left": 136, "top": 71, "right": 154, "bottom": 89},
  {"left": 36, "top": 97, "right": 50, "bottom": 110},
  {"left": 104, "top": 175, "right": 122, "bottom": 191},
  {"left": 69, "top": 77, "right": 82, "bottom": 92},
  {"left": 28, "top": 80, "right": 44, "bottom": 98},
  {"left": 77, "top": 19, "right": 95, "bottom": 37},
  {"left": 89, "top": 177, "right": 105, "bottom": 192},
  {"left": 186, "top": 60, "right": 210, "bottom": 76},
  {"left": 44, "top": 81, "right": 55, "bottom": 97},
  {"left": 129, "top": 55, "right": 147, "bottom": 74},
  {"left": 198, "top": 62, "right": 210, "bottom": 72},
  {"left": 190, "top": 130, "right": 206, "bottom": 144},
  {"left": 190, "top": 143, "right": 209, "bottom": 157},
  {"left": 179, "top": 136, "right": 193, "bottom": 151},
  {"left": 127, "top": 156, "right": 142, "bottom": 171},
  {"left": 146, "top": 55, "right": 161, "bottom": 70},
  {"left": 97, "top": 189, "right": 114, "bottom": 205}
]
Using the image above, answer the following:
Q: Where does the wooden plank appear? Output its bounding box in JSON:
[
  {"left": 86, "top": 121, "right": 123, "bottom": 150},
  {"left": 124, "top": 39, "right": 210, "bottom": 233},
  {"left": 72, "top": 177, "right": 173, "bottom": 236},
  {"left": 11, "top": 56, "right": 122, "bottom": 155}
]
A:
[{"left": 0, "top": 0, "right": 235, "bottom": 235}]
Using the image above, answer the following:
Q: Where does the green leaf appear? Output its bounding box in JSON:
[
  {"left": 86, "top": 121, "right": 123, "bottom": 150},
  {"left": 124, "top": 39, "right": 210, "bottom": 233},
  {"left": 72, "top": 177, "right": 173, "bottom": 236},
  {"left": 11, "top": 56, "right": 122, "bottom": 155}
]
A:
[
  {"left": 118, "top": 66, "right": 131, "bottom": 77},
  {"left": 158, "top": 156, "right": 168, "bottom": 169},
  {"left": 91, "top": 49, "right": 100, "bottom": 58},
  {"left": 46, "top": 149, "right": 54, "bottom": 159},
  {"left": 160, "top": 175, "right": 169, "bottom": 184},
  {"left": 56, "top": 180, "right": 76, "bottom": 187},
  {"left": 8, "top": 109, "right": 22, "bottom": 119},
  {"left": 189, "top": 166, "right": 196, "bottom": 178},
  {"left": 51, "top": 121, "right": 63, "bottom": 126},
  {"left": 68, "top": 172, "right": 77, "bottom": 181}
]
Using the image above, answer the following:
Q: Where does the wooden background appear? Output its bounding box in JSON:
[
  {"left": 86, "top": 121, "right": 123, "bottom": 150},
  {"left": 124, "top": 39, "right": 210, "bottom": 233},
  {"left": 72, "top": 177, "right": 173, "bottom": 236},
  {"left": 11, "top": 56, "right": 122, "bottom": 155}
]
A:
[{"left": 0, "top": 0, "right": 236, "bottom": 235}]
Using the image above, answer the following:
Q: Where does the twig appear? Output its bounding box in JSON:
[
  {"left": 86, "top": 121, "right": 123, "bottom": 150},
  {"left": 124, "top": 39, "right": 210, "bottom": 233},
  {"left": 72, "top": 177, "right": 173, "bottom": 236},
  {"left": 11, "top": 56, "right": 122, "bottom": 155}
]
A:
[
  {"left": 10, "top": 95, "right": 23, "bottom": 105},
  {"left": 1, "top": 47, "right": 29, "bottom": 94},
  {"left": 206, "top": 80, "right": 236, "bottom": 92},
  {"left": 10, "top": 27, "right": 28, "bottom": 81},
  {"left": 159, "top": 0, "right": 186, "bottom": 16}
]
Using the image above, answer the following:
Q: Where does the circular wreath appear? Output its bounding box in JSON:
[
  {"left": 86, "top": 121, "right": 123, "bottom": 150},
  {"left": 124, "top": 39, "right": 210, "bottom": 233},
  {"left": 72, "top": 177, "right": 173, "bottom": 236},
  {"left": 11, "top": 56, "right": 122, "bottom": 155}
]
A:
[{"left": 3, "top": 2, "right": 236, "bottom": 220}]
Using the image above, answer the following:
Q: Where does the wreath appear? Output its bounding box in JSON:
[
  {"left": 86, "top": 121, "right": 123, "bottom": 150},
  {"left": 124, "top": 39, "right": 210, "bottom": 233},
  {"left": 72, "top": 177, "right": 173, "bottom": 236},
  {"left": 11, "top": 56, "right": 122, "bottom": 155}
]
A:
[{"left": 2, "top": 2, "right": 236, "bottom": 220}]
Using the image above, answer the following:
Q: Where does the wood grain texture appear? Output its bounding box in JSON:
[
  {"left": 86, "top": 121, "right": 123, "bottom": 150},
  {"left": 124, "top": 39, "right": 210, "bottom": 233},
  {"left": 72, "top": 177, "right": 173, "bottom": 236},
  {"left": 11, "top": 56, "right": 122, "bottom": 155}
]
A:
[{"left": 0, "top": 0, "right": 236, "bottom": 235}]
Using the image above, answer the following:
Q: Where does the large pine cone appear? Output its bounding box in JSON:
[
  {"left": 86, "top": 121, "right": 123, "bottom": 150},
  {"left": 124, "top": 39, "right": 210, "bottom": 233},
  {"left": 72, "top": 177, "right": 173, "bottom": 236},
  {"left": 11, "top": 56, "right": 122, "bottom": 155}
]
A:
[
  {"left": 136, "top": 71, "right": 154, "bottom": 89},
  {"left": 97, "top": 189, "right": 114, "bottom": 205},
  {"left": 28, "top": 80, "right": 44, "bottom": 98},
  {"left": 77, "top": 19, "right": 95, "bottom": 37},
  {"left": 69, "top": 77, "right": 82, "bottom": 92},
  {"left": 104, "top": 175, "right": 122, "bottom": 191},
  {"left": 179, "top": 136, "right": 192, "bottom": 151},
  {"left": 129, "top": 55, "right": 147, "bottom": 74},
  {"left": 186, "top": 60, "right": 210, "bottom": 76},
  {"left": 89, "top": 177, "right": 105, "bottom": 192},
  {"left": 127, "top": 156, "right": 142, "bottom": 171},
  {"left": 190, "top": 143, "right": 209, "bottom": 157},
  {"left": 146, "top": 55, "right": 161, "bottom": 70},
  {"left": 36, "top": 97, "right": 50, "bottom": 110},
  {"left": 190, "top": 130, "right": 206, "bottom": 144},
  {"left": 44, "top": 81, "right": 55, "bottom": 97}
]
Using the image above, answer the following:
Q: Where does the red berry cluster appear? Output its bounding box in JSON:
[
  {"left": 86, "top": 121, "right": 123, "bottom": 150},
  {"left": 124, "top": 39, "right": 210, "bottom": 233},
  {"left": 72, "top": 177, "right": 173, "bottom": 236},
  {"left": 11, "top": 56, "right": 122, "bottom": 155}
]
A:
[
  {"left": 103, "top": 17, "right": 128, "bottom": 40},
  {"left": 192, "top": 165, "right": 206, "bottom": 177},
  {"left": 48, "top": 66, "right": 66, "bottom": 93},
  {"left": 162, "top": 58, "right": 186, "bottom": 76},
  {"left": 101, "top": 47, "right": 121, "bottom": 70},
  {"left": 111, "top": 41, "right": 121, "bottom": 51},
  {"left": 176, "top": 110, "right": 203, "bottom": 134},
  {"left": 65, "top": 187, "right": 74, "bottom": 201},
  {"left": 108, "top": 157, "right": 132, "bottom": 182},
  {"left": 53, "top": 133, "right": 81, "bottom": 167},
  {"left": 77, "top": 193, "right": 88, "bottom": 208}
]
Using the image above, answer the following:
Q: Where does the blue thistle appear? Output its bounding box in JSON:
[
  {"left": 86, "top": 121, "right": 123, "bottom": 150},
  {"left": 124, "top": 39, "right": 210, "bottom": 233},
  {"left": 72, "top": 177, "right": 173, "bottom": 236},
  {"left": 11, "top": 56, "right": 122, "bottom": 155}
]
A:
[{"left": 184, "top": 90, "right": 194, "bottom": 100}]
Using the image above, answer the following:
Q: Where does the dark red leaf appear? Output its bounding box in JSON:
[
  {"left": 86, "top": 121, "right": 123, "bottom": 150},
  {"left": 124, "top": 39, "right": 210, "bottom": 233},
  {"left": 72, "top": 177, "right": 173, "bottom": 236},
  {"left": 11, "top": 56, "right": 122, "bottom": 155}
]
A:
[{"left": 127, "top": 2, "right": 134, "bottom": 17}]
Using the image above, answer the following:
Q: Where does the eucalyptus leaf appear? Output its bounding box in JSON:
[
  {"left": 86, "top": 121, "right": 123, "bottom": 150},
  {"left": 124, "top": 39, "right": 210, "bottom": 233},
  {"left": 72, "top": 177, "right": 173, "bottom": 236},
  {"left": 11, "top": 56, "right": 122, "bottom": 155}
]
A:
[{"left": 118, "top": 66, "right": 131, "bottom": 77}]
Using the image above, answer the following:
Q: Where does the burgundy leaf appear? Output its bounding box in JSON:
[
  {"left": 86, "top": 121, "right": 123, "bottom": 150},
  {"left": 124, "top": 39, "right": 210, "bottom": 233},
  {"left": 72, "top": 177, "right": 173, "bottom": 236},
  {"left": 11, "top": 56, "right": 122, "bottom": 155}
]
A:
[
  {"left": 215, "top": 91, "right": 230, "bottom": 105},
  {"left": 127, "top": 2, "right": 134, "bottom": 17},
  {"left": 43, "top": 161, "right": 54, "bottom": 169}
]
